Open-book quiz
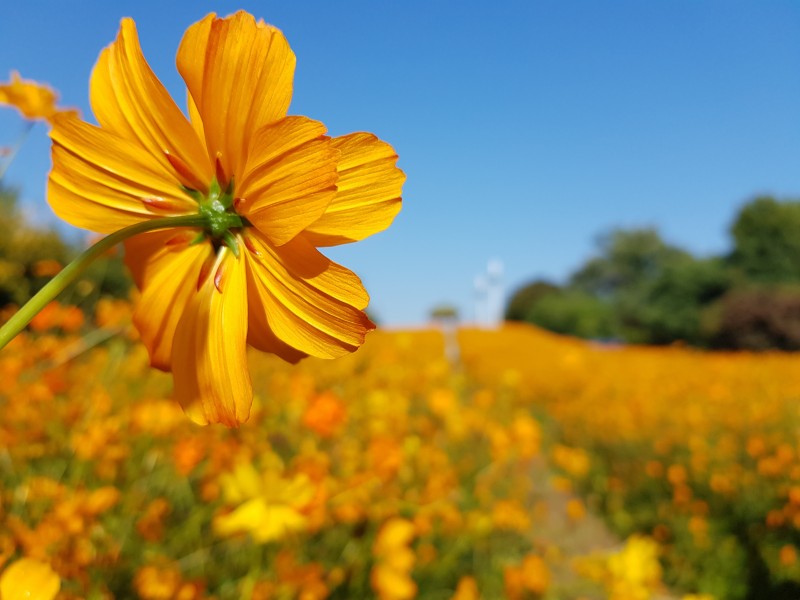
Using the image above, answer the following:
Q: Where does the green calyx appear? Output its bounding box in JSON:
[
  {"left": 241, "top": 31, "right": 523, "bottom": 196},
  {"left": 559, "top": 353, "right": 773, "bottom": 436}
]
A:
[{"left": 188, "top": 177, "right": 247, "bottom": 257}]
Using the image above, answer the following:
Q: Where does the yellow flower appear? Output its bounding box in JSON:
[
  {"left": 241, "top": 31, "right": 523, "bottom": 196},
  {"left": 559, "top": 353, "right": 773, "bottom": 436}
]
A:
[
  {"left": 213, "top": 460, "right": 315, "bottom": 543},
  {"left": 0, "top": 558, "right": 60, "bottom": 600},
  {"left": 451, "top": 576, "right": 480, "bottom": 600},
  {"left": 47, "top": 12, "right": 404, "bottom": 425},
  {"left": 371, "top": 518, "right": 417, "bottom": 600},
  {"left": 0, "top": 71, "right": 71, "bottom": 122}
]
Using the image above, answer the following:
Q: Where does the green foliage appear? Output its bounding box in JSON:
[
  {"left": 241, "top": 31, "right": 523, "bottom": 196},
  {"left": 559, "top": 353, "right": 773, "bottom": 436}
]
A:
[
  {"left": 0, "top": 184, "right": 72, "bottom": 307},
  {"left": 570, "top": 228, "right": 690, "bottom": 299},
  {"left": 527, "top": 289, "right": 615, "bottom": 339},
  {"left": 505, "top": 280, "right": 558, "bottom": 322},
  {"left": 509, "top": 197, "right": 800, "bottom": 349},
  {"left": 0, "top": 183, "right": 131, "bottom": 315},
  {"left": 729, "top": 196, "right": 800, "bottom": 284},
  {"left": 624, "top": 256, "right": 732, "bottom": 345}
]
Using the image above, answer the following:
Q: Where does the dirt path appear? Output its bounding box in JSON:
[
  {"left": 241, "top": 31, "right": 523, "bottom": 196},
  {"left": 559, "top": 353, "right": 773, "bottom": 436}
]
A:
[
  {"left": 526, "top": 455, "right": 680, "bottom": 600},
  {"left": 445, "top": 325, "right": 679, "bottom": 599}
]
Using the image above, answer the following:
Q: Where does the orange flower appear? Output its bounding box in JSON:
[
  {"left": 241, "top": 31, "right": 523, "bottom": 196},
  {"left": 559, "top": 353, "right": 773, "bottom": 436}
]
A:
[
  {"left": 0, "top": 71, "right": 72, "bottom": 122},
  {"left": 302, "top": 391, "right": 347, "bottom": 437},
  {"left": 47, "top": 12, "right": 404, "bottom": 426}
]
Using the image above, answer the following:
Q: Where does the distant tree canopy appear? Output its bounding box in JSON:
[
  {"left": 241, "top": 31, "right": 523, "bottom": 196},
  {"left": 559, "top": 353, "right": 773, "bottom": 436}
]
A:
[
  {"left": 0, "top": 183, "right": 131, "bottom": 318},
  {"left": 505, "top": 280, "right": 558, "bottom": 322},
  {"left": 729, "top": 196, "right": 800, "bottom": 284},
  {"left": 506, "top": 196, "right": 800, "bottom": 350},
  {"left": 570, "top": 228, "right": 690, "bottom": 299}
]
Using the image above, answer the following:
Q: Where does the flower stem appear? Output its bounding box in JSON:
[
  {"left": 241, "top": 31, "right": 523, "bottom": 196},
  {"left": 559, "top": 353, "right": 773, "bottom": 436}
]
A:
[
  {"left": 0, "top": 214, "right": 208, "bottom": 350},
  {"left": 0, "top": 121, "right": 34, "bottom": 181}
]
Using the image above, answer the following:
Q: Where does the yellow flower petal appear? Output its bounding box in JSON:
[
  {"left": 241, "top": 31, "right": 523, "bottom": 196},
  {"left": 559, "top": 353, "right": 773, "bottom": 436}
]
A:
[
  {"left": 172, "top": 248, "right": 252, "bottom": 426},
  {"left": 219, "top": 462, "right": 262, "bottom": 503},
  {"left": 239, "top": 117, "right": 338, "bottom": 246},
  {"left": 247, "top": 305, "right": 308, "bottom": 363},
  {"left": 0, "top": 558, "right": 60, "bottom": 600},
  {"left": 177, "top": 11, "right": 295, "bottom": 180},
  {"left": 305, "top": 133, "right": 405, "bottom": 246},
  {"left": 214, "top": 498, "right": 267, "bottom": 536},
  {"left": 90, "top": 18, "right": 212, "bottom": 190},
  {"left": 251, "top": 504, "right": 308, "bottom": 543},
  {"left": 48, "top": 113, "right": 196, "bottom": 233},
  {"left": 243, "top": 232, "right": 374, "bottom": 359},
  {"left": 124, "top": 229, "right": 214, "bottom": 370},
  {"left": 0, "top": 71, "right": 60, "bottom": 121}
]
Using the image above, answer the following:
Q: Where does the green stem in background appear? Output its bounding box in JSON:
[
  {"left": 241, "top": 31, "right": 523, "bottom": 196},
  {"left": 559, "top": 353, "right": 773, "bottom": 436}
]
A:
[
  {"left": 0, "top": 121, "right": 35, "bottom": 181},
  {"left": 0, "top": 213, "right": 209, "bottom": 350}
]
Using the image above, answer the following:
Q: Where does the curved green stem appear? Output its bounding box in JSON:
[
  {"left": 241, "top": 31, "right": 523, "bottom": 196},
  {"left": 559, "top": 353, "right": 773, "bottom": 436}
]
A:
[{"left": 0, "top": 214, "right": 208, "bottom": 350}]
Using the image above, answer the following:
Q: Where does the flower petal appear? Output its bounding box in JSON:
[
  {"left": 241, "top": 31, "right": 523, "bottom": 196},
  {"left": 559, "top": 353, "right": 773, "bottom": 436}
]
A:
[
  {"left": 124, "top": 229, "right": 213, "bottom": 370},
  {"left": 238, "top": 117, "right": 338, "bottom": 246},
  {"left": 177, "top": 11, "right": 295, "bottom": 180},
  {"left": 305, "top": 133, "right": 405, "bottom": 246},
  {"left": 90, "top": 18, "right": 212, "bottom": 190},
  {"left": 246, "top": 303, "right": 308, "bottom": 364},
  {"left": 0, "top": 70, "right": 59, "bottom": 121},
  {"left": 0, "top": 558, "right": 60, "bottom": 600},
  {"left": 172, "top": 247, "right": 252, "bottom": 426},
  {"left": 48, "top": 113, "right": 195, "bottom": 233},
  {"left": 243, "top": 231, "right": 374, "bottom": 359}
]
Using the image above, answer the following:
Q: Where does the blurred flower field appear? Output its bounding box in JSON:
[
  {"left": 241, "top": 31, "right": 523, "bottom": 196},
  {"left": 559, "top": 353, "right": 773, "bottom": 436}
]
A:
[{"left": 2, "top": 304, "right": 800, "bottom": 599}]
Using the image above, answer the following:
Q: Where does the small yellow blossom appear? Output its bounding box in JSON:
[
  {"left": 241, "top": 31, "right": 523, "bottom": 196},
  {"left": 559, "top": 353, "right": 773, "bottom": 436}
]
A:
[
  {"left": 0, "top": 558, "right": 60, "bottom": 600},
  {"left": 371, "top": 518, "right": 417, "bottom": 600},
  {"left": 0, "top": 71, "right": 73, "bottom": 122},
  {"left": 214, "top": 460, "right": 315, "bottom": 543}
]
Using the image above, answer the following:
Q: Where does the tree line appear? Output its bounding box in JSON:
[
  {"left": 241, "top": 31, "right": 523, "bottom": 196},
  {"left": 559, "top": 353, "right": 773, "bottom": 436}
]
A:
[{"left": 506, "top": 196, "right": 800, "bottom": 350}]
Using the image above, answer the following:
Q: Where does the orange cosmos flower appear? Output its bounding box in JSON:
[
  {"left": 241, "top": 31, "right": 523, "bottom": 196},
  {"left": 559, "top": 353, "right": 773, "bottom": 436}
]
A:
[
  {"left": 0, "top": 71, "right": 75, "bottom": 122},
  {"left": 47, "top": 12, "right": 404, "bottom": 426}
]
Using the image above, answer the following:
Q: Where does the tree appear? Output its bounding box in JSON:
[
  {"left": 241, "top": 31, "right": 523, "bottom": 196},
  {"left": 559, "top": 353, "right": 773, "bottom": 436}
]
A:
[
  {"left": 570, "top": 228, "right": 690, "bottom": 299},
  {"left": 633, "top": 256, "right": 732, "bottom": 345},
  {"left": 505, "top": 280, "right": 559, "bottom": 321},
  {"left": 527, "top": 290, "right": 616, "bottom": 340},
  {"left": 710, "top": 287, "right": 800, "bottom": 351},
  {"left": 729, "top": 196, "right": 800, "bottom": 284}
]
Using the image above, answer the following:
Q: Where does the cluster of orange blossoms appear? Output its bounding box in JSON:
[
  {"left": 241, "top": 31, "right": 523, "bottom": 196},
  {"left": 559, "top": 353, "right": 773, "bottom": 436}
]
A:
[
  {"left": 462, "top": 324, "right": 800, "bottom": 598},
  {"left": 1, "top": 307, "right": 568, "bottom": 598},
  {"left": 0, "top": 71, "right": 71, "bottom": 122}
]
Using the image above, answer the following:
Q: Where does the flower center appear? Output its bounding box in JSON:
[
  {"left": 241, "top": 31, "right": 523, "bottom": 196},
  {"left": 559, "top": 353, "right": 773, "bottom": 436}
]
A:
[{"left": 188, "top": 177, "right": 247, "bottom": 257}]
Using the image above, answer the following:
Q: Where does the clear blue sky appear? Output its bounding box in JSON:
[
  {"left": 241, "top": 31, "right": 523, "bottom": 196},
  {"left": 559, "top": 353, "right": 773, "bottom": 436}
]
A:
[{"left": 1, "top": 1, "right": 799, "bottom": 325}]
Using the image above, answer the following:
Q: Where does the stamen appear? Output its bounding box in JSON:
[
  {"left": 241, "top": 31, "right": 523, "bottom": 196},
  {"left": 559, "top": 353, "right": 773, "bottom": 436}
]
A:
[
  {"left": 165, "top": 151, "right": 206, "bottom": 192},
  {"left": 141, "top": 196, "right": 179, "bottom": 212},
  {"left": 214, "top": 261, "right": 226, "bottom": 292},
  {"left": 243, "top": 235, "right": 262, "bottom": 257},
  {"left": 215, "top": 152, "right": 228, "bottom": 190},
  {"left": 197, "top": 254, "right": 215, "bottom": 291}
]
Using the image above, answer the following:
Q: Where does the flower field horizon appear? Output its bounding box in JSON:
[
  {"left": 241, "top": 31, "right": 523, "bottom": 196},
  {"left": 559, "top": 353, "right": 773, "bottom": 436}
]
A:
[{"left": 2, "top": 301, "right": 800, "bottom": 599}]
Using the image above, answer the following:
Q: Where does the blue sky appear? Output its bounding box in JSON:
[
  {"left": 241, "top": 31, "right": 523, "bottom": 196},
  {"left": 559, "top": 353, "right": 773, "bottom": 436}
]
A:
[{"left": 1, "top": 1, "right": 799, "bottom": 325}]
